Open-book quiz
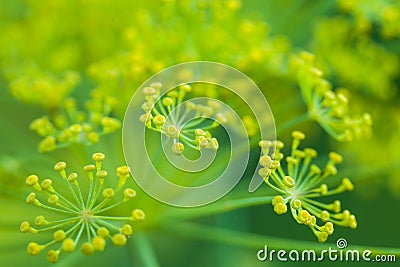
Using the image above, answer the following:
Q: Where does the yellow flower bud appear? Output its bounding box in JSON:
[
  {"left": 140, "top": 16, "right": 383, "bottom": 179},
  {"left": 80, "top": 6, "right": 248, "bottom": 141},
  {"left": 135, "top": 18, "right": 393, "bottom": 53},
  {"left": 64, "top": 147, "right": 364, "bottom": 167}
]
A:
[
  {"left": 291, "top": 199, "right": 302, "bottom": 210},
  {"left": 68, "top": 172, "right": 78, "bottom": 182},
  {"left": 20, "top": 221, "right": 31, "bottom": 233},
  {"left": 97, "top": 227, "right": 109, "bottom": 238},
  {"left": 162, "top": 97, "right": 174, "bottom": 106},
  {"left": 63, "top": 238, "right": 75, "bottom": 252},
  {"left": 292, "top": 130, "right": 306, "bottom": 140},
  {"left": 96, "top": 170, "right": 108, "bottom": 179},
  {"left": 92, "top": 152, "right": 105, "bottom": 162},
  {"left": 320, "top": 210, "right": 330, "bottom": 222},
  {"left": 341, "top": 177, "right": 354, "bottom": 191},
  {"left": 283, "top": 176, "right": 295, "bottom": 188},
  {"left": 153, "top": 115, "right": 166, "bottom": 127},
  {"left": 117, "top": 166, "right": 130, "bottom": 176},
  {"left": 41, "top": 179, "right": 53, "bottom": 190},
  {"left": 81, "top": 242, "right": 94, "bottom": 256},
  {"left": 35, "top": 215, "right": 46, "bottom": 226},
  {"left": 53, "top": 230, "right": 66, "bottom": 242},
  {"left": 27, "top": 242, "right": 43, "bottom": 256},
  {"left": 259, "top": 155, "right": 272, "bottom": 167},
  {"left": 258, "top": 167, "right": 271, "bottom": 178},
  {"left": 102, "top": 188, "right": 115, "bottom": 199},
  {"left": 123, "top": 188, "right": 136, "bottom": 201},
  {"left": 46, "top": 250, "right": 59, "bottom": 263},
  {"left": 112, "top": 234, "right": 127, "bottom": 246},
  {"left": 26, "top": 175, "right": 39, "bottom": 186},
  {"left": 131, "top": 209, "right": 145, "bottom": 221},
  {"left": 26, "top": 192, "right": 36, "bottom": 204},
  {"left": 54, "top": 162, "right": 67, "bottom": 171},
  {"left": 172, "top": 142, "right": 185, "bottom": 155},
  {"left": 48, "top": 194, "right": 59, "bottom": 205},
  {"left": 83, "top": 164, "right": 96, "bottom": 172},
  {"left": 92, "top": 236, "right": 106, "bottom": 251},
  {"left": 273, "top": 203, "right": 287, "bottom": 215},
  {"left": 329, "top": 152, "right": 343, "bottom": 164},
  {"left": 120, "top": 224, "right": 133, "bottom": 236}
]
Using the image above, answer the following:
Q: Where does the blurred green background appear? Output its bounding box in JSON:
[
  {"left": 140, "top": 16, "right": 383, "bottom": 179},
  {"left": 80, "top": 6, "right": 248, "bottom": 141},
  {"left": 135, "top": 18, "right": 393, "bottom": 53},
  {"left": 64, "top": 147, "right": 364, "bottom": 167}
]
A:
[{"left": 1, "top": 0, "right": 400, "bottom": 266}]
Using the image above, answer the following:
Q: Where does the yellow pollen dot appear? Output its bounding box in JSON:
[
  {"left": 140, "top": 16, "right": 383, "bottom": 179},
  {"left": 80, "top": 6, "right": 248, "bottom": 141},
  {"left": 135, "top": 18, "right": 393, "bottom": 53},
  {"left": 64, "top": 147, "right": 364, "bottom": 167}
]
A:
[
  {"left": 81, "top": 242, "right": 94, "bottom": 256},
  {"left": 92, "top": 236, "right": 106, "bottom": 251},
  {"left": 27, "top": 242, "right": 43, "bottom": 256},
  {"left": 46, "top": 250, "right": 59, "bottom": 263},
  {"left": 97, "top": 227, "right": 109, "bottom": 238},
  {"left": 121, "top": 224, "right": 133, "bottom": 236},
  {"left": 26, "top": 175, "right": 39, "bottom": 186},
  {"left": 112, "top": 233, "right": 127, "bottom": 246},
  {"left": 54, "top": 162, "right": 67, "bottom": 171},
  {"left": 53, "top": 230, "right": 66, "bottom": 242},
  {"left": 131, "top": 209, "right": 145, "bottom": 221},
  {"left": 92, "top": 152, "right": 105, "bottom": 162},
  {"left": 63, "top": 238, "right": 75, "bottom": 252},
  {"left": 283, "top": 176, "right": 295, "bottom": 188}
]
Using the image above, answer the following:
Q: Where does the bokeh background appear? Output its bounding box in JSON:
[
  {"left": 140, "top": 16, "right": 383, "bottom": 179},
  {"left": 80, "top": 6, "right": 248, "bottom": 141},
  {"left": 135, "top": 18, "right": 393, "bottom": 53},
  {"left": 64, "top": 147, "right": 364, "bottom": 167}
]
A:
[{"left": 1, "top": 0, "right": 400, "bottom": 266}]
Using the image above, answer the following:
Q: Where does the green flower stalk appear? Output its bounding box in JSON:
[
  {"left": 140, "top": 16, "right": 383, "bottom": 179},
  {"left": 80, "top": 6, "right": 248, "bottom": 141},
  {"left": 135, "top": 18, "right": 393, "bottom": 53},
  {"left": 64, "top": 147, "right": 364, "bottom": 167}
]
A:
[
  {"left": 291, "top": 52, "right": 373, "bottom": 141},
  {"left": 140, "top": 83, "right": 224, "bottom": 155},
  {"left": 258, "top": 131, "right": 357, "bottom": 242},
  {"left": 30, "top": 96, "right": 121, "bottom": 153},
  {"left": 20, "top": 153, "right": 145, "bottom": 263}
]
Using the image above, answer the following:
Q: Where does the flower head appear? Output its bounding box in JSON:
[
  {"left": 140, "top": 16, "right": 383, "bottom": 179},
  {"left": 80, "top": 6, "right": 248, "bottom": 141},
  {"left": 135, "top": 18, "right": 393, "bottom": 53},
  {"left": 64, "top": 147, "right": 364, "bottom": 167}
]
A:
[
  {"left": 291, "top": 51, "right": 373, "bottom": 141},
  {"left": 258, "top": 131, "right": 357, "bottom": 242},
  {"left": 30, "top": 95, "right": 121, "bottom": 153},
  {"left": 20, "top": 152, "right": 145, "bottom": 263},
  {"left": 7, "top": 65, "right": 79, "bottom": 109},
  {"left": 140, "top": 82, "right": 226, "bottom": 155}
]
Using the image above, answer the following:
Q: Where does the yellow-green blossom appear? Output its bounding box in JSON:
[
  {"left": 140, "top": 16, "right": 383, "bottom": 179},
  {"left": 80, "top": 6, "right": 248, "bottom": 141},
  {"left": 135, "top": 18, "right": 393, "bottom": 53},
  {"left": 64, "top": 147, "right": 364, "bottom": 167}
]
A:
[
  {"left": 6, "top": 65, "right": 79, "bottom": 109},
  {"left": 140, "top": 83, "right": 224, "bottom": 155},
  {"left": 258, "top": 131, "right": 357, "bottom": 242},
  {"left": 291, "top": 52, "right": 373, "bottom": 141},
  {"left": 30, "top": 96, "right": 121, "bottom": 153},
  {"left": 337, "top": 0, "right": 400, "bottom": 39},
  {"left": 21, "top": 153, "right": 145, "bottom": 263}
]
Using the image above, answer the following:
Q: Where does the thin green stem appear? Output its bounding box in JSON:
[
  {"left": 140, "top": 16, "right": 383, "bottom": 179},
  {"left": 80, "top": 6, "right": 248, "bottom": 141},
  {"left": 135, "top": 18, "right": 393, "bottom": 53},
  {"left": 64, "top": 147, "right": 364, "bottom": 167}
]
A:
[
  {"left": 161, "top": 196, "right": 274, "bottom": 221},
  {"left": 277, "top": 113, "right": 310, "bottom": 134},
  {"left": 95, "top": 200, "right": 124, "bottom": 214},
  {"left": 86, "top": 178, "right": 94, "bottom": 208},
  {"left": 36, "top": 203, "right": 77, "bottom": 214},
  {"left": 74, "top": 221, "right": 85, "bottom": 246},
  {"left": 36, "top": 218, "right": 80, "bottom": 233},
  {"left": 86, "top": 221, "right": 91, "bottom": 242},
  {"left": 132, "top": 233, "right": 161, "bottom": 267},
  {"left": 94, "top": 218, "right": 121, "bottom": 231}
]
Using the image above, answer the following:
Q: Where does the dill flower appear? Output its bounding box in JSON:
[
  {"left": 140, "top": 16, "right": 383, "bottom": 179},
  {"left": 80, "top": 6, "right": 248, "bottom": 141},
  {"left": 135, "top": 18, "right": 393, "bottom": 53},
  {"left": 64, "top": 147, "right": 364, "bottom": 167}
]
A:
[
  {"left": 337, "top": 0, "right": 400, "bottom": 39},
  {"left": 258, "top": 131, "right": 357, "bottom": 242},
  {"left": 291, "top": 51, "right": 373, "bottom": 141},
  {"left": 20, "top": 152, "right": 145, "bottom": 263},
  {"left": 313, "top": 17, "right": 399, "bottom": 99},
  {"left": 139, "top": 82, "right": 225, "bottom": 155},
  {"left": 87, "top": 0, "right": 291, "bottom": 108},
  {"left": 30, "top": 95, "right": 121, "bottom": 153},
  {"left": 6, "top": 65, "right": 79, "bottom": 109}
]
